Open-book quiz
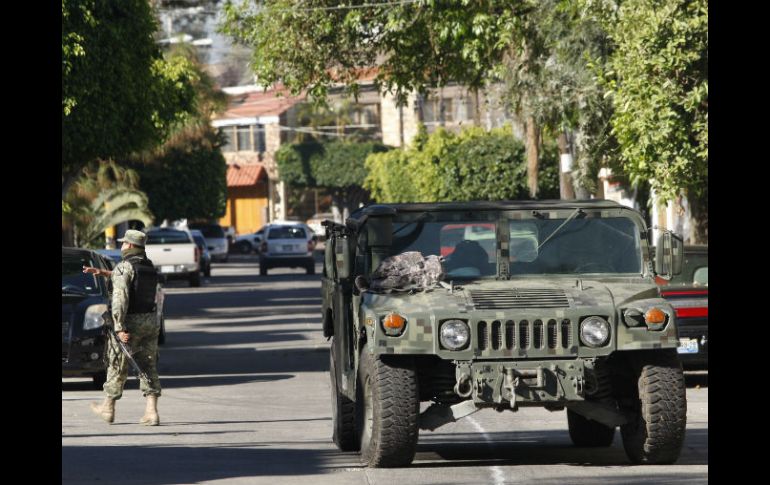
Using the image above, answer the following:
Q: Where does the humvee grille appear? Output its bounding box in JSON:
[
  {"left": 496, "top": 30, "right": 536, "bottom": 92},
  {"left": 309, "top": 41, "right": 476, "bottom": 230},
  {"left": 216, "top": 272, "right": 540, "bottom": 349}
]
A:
[
  {"left": 469, "top": 289, "right": 569, "bottom": 309},
  {"left": 477, "top": 319, "right": 572, "bottom": 352}
]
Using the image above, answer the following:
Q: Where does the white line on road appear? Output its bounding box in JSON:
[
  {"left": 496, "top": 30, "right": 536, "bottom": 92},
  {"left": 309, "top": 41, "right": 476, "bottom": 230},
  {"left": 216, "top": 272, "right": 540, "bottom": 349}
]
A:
[{"left": 467, "top": 415, "right": 506, "bottom": 485}]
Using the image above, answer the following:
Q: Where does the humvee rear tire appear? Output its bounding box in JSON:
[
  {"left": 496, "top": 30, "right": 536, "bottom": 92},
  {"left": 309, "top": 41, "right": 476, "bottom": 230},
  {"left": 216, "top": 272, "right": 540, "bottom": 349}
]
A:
[
  {"left": 620, "top": 351, "right": 687, "bottom": 464},
  {"left": 330, "top": 344, "right": 358, "bottom": 451},
  {"left": 356, "top": 352, "right": 419, "bottom": 467},
  {"left": 567, "top": 409, "right": 615, "bottom": 447}
]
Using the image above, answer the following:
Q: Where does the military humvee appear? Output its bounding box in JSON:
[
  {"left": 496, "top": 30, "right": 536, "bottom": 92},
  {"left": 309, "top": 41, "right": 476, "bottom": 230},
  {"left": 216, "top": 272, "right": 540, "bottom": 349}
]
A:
[{"left": 322, "top": 200, "right": 686, "bottom": 467}]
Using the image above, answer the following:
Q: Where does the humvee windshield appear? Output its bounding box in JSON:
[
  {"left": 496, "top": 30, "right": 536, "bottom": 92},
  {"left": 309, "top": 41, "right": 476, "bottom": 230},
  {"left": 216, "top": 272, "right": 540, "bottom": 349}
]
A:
[{"left": 389, "top": 213, "right": 642, "bottom": 278}]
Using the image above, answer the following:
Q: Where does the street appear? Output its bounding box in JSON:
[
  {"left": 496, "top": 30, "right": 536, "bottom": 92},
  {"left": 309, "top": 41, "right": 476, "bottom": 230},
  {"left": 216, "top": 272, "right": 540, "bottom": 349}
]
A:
[{"left": 62, "top": 255, "right": 708, "bottom": 485}]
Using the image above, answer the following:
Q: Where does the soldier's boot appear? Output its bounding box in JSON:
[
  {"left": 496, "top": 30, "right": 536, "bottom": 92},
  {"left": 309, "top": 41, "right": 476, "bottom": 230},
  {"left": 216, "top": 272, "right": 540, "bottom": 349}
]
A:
[
  {"left": 139, "top": 395, "right": 159, "bottom": 426},
  {"left": 90, "top": 397, "right": 115, "bottom": 424}
]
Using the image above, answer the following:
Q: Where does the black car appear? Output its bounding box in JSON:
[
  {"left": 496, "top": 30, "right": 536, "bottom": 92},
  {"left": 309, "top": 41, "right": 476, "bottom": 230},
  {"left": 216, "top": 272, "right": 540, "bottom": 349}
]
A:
[
  {"left": 62, "top": 247, "right": 112, "bottom": 388},
  {"left": 656, "top": 245, "right": 708, "bottom": 370}
]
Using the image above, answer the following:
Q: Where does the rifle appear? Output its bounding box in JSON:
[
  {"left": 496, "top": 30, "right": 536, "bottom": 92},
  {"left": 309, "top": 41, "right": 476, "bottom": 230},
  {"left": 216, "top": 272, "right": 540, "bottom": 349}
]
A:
[{"left": 102, "top": 311, "right": 151, "bottom": 385}]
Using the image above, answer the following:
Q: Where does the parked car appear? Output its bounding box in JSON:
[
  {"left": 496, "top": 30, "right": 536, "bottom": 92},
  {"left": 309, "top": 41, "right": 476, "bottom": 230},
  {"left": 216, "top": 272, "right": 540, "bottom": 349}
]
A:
[
  {"left": 190, "top": 229, "right": 213, "bottom": 277},
  {"left": 655, "top": 244, "right": 708, "bottom": 370},
  {"left": 95, "top": 249, "right": 168, "bottom": 345},
  {"left": 62, "top": 247, "right": 112, "bottom": 388},
  {"left": 306, "top": 212, "right": 334, "bottom": 240},
  {"left": 258, "top": 222, "right": 317, "bottom": 275},
  {"left": 188, "top": 223, "right": 229, "bottom": 262},
  {"left": 145, "top": 227, "right": 201, "bottom": 287},
  {"left": 232, "top": 227, "right": 266, "bottom": 254}
]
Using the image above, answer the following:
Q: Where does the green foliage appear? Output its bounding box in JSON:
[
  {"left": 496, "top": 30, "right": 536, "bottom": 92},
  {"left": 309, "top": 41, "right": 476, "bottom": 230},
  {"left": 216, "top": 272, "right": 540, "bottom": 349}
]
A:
[
  {"left": 364, "top": 125, "right": 559, "bottom": 202},
  {"left": 63, "top": 161, "right": 154, "bottom": 248},
  {"left": 312, "top": 141, "right": 389, "bottom": 188},
  {"left": 275, "top": 142, "right": 323, "bottom": 187},
  {"left": 604, "top": 0, "right": 708, "bottom": 203},
  {"left": 62, "top": 0, "right": 198, "bottom": 192},
  {"left": 221, "top": 0, "right": 524, "bottom": 104},
  {"left": 131, "top": 126, "right": 227, "bottom": 222}
]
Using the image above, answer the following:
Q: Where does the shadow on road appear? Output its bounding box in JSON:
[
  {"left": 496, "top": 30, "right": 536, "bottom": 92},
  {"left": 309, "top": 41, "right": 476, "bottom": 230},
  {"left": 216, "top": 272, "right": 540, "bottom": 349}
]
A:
[{"left": 415, "top": 427, "right": 707, "bottom": 467}]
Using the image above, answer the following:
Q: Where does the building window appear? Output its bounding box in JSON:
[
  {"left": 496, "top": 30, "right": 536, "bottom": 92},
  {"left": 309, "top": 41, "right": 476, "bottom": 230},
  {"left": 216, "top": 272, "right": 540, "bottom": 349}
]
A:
[
  {"left": 236, "top": 125, "right": 251, "bottom": 151},
  {"left": 254, "top": 125, "right": 266, "bottom": 152}
]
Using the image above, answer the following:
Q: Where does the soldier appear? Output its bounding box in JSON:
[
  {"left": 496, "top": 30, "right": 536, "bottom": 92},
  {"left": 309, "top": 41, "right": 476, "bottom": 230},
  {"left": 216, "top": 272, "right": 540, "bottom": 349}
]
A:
[{"left": 83, "top": 229, "right": 162, "bottom": 425}]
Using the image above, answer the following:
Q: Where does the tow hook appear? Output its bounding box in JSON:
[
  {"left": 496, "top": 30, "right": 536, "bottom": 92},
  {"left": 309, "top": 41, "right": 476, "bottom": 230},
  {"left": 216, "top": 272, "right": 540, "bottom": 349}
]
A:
[{"left": 454, "top": 373, "right": 473, "bottom": 398}]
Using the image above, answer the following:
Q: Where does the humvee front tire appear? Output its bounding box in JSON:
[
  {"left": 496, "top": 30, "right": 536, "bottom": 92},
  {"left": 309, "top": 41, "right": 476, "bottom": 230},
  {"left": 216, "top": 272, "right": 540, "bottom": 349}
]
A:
[
  {"left": 330, "top": 344, "right": 358, "bottom": 451},
  {"left": 567, "top": 409, "right": 615, "bottom": 447},
  {"left": 356, "top": 352, "right": 419, "bottom": 467},
  {"left": 620, "top": 351, "right": 687, "bottom": 464}
]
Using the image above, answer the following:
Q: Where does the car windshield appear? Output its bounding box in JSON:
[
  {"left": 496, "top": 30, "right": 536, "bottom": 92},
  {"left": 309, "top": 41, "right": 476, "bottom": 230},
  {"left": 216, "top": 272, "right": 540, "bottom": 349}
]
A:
[
  {"left": 62, "top": 254, "right": 101, "bottom": 295},
  {"left": 268, "top": 226, "right": 307, "bottom": 239},
  {"left": 147, "top": 230, "right": 191, "bottom": 244},
  {"left": 667, "top": 251, "right": 708, "bottom": 287},
  {"left": 391, "top": 220, "right": 498, "bottom": 279},
  {"left": 190, "top": 224, "right": 225, "bottom": 238},
  {"left": 508, "top": 217, "right": 641, "bottom": 275}
]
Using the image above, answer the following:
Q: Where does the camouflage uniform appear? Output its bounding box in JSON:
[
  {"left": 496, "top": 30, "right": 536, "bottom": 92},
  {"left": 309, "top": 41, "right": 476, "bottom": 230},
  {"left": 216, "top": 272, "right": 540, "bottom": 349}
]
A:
[{"left": 103, "top": 257, "right": 162, "bottom": 399}]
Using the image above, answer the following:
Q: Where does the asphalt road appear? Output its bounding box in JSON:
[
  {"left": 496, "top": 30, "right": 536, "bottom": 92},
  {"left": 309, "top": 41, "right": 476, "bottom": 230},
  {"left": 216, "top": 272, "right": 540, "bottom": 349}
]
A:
[{"left": 62, "top": 255, "right": 708, "bottom": 484}]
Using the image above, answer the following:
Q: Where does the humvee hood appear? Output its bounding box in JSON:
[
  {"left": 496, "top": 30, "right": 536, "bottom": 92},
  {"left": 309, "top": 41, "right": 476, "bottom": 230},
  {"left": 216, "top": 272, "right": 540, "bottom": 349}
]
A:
[{"left": 361, "top": 277, "right": 658, "bottom": 314}]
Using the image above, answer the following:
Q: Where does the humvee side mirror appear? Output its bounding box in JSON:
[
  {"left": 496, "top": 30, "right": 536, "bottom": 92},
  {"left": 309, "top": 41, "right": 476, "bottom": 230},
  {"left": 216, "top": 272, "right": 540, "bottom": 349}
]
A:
[
  {"left": 336, "top": 237, "right": 352, "bottom": 279},
  {"left": 654, "top": 231, "right": 683, "bottom": 280}
]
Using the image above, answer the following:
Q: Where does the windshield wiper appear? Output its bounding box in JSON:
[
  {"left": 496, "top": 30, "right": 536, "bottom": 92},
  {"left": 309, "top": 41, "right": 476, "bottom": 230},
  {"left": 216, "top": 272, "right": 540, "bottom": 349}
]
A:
[{"left": 536, "top": 208, "right": 585, "bottom": 252}]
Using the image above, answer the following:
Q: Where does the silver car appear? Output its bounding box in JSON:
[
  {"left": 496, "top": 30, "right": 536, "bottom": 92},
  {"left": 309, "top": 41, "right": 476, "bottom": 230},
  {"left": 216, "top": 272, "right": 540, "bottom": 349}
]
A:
[{"left": 258, "top": 222, "right": 317, "bottom": 275}]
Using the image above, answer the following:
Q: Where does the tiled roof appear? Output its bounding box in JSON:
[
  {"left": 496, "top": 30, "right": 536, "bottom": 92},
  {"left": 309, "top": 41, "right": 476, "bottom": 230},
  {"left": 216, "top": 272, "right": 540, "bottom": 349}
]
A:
[
  {"left": 215, "top": 85, "right": 305, "bottom": 121},
  {"left": 226, "top": 163, "right": 266, "bottom": 187}
]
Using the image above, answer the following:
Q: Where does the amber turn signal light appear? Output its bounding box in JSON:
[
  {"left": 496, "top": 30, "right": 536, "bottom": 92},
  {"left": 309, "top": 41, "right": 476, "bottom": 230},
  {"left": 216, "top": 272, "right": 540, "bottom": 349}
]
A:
[
  {"left": 644, "top": 308, "right": 667, "bottom": 325},
  {"left": 383, "top": 313, "right": 407, "bottom": 329}
]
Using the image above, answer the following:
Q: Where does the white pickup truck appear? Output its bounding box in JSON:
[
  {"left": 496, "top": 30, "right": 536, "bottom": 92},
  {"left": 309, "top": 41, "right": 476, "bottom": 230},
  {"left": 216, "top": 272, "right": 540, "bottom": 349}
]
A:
[{"left": 145, "top": 228, "right": 201, "bottom": 287}]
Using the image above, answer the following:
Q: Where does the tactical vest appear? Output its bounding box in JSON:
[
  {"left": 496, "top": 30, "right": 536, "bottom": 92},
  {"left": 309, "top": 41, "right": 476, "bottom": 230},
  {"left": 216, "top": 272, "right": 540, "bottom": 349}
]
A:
[{"left": 125, "top": 255, "right": 158, "bottom": 314}]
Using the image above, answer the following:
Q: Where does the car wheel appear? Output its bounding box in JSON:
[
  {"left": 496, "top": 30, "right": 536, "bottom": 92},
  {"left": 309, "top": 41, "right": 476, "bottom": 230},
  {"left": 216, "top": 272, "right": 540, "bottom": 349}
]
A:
[
  {"left": 157, "top": 316, "right": 166, "bottom": 345},
  {"left": 356, "top": 352, "right": 419, "bottom": 467},
  {"left": 330, "top": 343, "right": 358, "bottom": 451},
  {"left": 92, "top": 371, "right": 107, "bottom": 389},
  {"left": 189, "top": 271, "right": 201, "bottom": 287},
  {"left": 620, "top": 350, "right": 687, "bottom": 464}
]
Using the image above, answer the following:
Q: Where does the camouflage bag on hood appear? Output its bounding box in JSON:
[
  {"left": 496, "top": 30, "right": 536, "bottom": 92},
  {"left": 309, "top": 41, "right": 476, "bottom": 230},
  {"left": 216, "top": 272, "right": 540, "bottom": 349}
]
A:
[{"left": 355, "top": 251, "right": 445, "bottom": 293}]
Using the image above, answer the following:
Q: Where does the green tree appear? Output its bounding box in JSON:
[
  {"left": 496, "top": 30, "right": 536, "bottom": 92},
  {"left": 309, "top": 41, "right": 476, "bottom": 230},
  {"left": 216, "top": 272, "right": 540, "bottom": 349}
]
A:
[
  {"left": 364, "top": 125, "right": 559, "bottom": 202},
  {"left": 62, "top": 0, "right": 198, "bottom": 197},
  {"left": 128, "top": 46, "right": 229, "bottom": 223},
  {"left": 603, "top": 0, "right": 708, "bottom": 241},
  {"left": 276, "top": 140, "right": 389, "bottom": 219}
]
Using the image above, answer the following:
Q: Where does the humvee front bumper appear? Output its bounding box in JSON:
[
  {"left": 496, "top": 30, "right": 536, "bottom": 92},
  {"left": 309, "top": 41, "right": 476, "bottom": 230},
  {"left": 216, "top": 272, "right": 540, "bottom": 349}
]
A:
[{"left": 454, "top": 359, "right": 586, "bottom": 408}]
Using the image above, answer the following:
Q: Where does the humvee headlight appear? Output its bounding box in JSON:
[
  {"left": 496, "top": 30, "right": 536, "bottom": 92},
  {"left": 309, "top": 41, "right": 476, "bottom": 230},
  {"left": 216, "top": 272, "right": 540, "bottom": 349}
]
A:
[
  {"left": 440, "top": 319, "right": 470, "bottom": 350},
  {"left": 580, "top": 316, "right": 610, "bottom": 347}
]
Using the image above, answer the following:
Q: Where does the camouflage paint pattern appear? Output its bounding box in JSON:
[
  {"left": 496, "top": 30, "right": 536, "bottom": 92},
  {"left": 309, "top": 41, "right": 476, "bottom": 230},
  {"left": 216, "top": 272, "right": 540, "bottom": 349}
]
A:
[
  {"left": 103, "top": 256, "right": 161, "bottom": 399},
  {"left": 335, "top": 201, "right": 678, "bottom": 407},
  {"left": 103, "top": 313, "right": 161, "bottom": 399}
]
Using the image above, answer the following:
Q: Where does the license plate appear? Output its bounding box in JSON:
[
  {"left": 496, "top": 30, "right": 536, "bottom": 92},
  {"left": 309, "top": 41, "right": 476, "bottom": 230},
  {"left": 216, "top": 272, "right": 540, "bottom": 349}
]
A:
[
  {"left": 677, "top": 338, "right": 699, "bottom": 354},
  {"left": 282, "top": 245, "right": 293, "bottom": 251},
  {"left": 160, "top": 265, "right": 175, "bottom": 273}
]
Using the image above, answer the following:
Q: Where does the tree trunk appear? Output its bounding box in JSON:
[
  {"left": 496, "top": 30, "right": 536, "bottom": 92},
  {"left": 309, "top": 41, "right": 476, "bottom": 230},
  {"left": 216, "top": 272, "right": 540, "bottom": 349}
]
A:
[
  {"left": 557, "top": 131, "right": 575, "bottom": 200},
  {"left": 526, "top": 116, "right": 539, "bottom": 198}
]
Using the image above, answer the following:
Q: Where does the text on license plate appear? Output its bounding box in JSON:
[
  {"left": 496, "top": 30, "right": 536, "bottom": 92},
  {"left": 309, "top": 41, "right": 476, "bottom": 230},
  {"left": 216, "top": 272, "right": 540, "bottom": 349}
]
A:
[
  {"left": 160, "top": 266, "right": 175, "bottom": 273},
  {"left": 282, "top": 245, "right": 294, "bottom": 251},
  {"left": 677, "top": 338, "right": 699, "bottom": 354}
]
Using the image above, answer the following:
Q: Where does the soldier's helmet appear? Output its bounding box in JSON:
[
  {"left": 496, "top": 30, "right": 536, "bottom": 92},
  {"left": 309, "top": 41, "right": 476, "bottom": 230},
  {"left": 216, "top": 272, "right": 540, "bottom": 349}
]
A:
[{"left": 117, "top": 229, "right": 147, "bottom": 247}]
